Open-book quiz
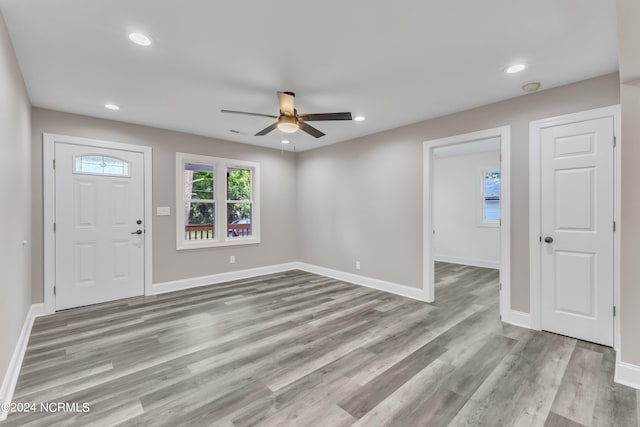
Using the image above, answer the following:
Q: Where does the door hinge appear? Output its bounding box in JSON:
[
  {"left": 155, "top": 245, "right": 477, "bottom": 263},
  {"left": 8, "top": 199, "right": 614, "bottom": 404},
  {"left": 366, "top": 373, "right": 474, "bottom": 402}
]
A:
[
  {"left": 499, "top": 283, "right": 502, "bottom": 291},
  {"left": 613, "top": 136, "right": 617, "bottom": 148},
  {"left": 53, "top": 286, "right": 56, "bottom": 296},
  {"left": 53, "top": 159, "right": 56, "bottom": 169},
  {"left": 613, "top": 221, "right": 616, "bottom": 232},
  {"left": 539, "top": 236, "right": 542, "bottom": 243},
  {"left": 613, "top": 305, "right": 616, "bottom": 317},
  {"left": 53, "top": 222, "right": 56, "bottom": 232}
]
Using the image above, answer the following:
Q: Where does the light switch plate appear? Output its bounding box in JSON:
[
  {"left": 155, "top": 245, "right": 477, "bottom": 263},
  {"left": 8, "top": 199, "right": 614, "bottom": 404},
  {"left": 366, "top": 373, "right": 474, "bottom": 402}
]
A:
[{"left": 156, "top": 206, "right": 171, "bottom": 216}]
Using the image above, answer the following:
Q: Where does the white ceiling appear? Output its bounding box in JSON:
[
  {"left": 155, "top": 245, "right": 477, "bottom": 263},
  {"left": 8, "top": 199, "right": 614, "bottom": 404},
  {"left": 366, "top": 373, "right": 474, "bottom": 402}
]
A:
[{"left": 0, "top": 0, "right": 618, "bottom": 152}]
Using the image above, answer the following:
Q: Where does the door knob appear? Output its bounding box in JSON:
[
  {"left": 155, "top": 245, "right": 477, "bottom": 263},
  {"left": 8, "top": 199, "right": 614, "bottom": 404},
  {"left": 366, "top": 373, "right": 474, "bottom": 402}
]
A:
[
  {"left": 544, "top": 236, "right": 554, "bottom": 243},
  {"left": 131, "top": 230, "right": 143, "bottom": 235}
]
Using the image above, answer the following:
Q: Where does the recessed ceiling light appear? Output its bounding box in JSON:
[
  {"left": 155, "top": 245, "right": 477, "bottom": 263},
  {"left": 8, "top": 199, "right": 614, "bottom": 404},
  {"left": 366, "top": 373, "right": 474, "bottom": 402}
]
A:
[
  {"left": 128, "top": 32, "right": 152, "bottom": 46},
  {"left": 354, "top": 116, "right": 365, "bottom": 122},
  {"left": 281, "top": 139, "right": 290, "bottom": 144},
  {"left": 105, "top": 103, "right": 120, "bottom": 111},
  {"left": 505, "top": 64, "right": 526, "bottom": 74}
]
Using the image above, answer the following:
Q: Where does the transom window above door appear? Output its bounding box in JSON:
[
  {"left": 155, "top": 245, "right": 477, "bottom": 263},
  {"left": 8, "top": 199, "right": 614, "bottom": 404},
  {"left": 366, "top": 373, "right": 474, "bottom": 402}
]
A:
[
  {"left": 73, "top": 154, "right": 130, "bottom": 177},
  {"left": 176, "top": 152, "right": 260, "bottom": 250}
]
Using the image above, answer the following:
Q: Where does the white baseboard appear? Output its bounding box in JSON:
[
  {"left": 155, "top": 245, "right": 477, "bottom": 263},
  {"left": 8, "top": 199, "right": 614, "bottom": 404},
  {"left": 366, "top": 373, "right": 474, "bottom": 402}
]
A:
[
  {"left": 0, "top": 303, "right": 45, "bottom": 422},
  {"left": 505, "top": 310, "right": 533, "bottom": 329},
  {"left": 151, "top": 262, "right": 299, "bottom": 295},
  {"left": 615, "top": 359, "right": 640, "bottom": 390},
  {"left": 434, "top": 255, "right": 500, "bottom": 269},
  {"left": 152, "top": 261, "right": 431, "bottom": 303},
  {"left": 296, "top": 262, "right": 430, "bottom": 302}
]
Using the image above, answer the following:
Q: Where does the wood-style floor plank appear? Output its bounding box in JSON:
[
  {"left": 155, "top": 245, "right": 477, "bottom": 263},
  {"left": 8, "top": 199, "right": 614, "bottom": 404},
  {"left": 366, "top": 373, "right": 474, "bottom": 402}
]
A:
[
  {"left": 550, "top": 346, "right": 604, "bottom": 425},
  {"left": 3, "top": 264, "right": 638, "bottom": 426}
]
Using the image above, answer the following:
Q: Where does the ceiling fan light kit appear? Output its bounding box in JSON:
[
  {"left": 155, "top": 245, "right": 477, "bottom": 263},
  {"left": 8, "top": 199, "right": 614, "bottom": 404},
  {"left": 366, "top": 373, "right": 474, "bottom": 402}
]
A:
[
  {"left": 222, "top": 91, "right": 353, "bottom": 139},
  {"left": 277, "top": 115, "right": 299, "bottom": 133}
]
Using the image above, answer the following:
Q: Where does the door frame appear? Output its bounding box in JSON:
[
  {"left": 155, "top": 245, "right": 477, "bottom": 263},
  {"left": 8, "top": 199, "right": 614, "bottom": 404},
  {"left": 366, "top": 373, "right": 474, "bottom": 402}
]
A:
[
  {"left": 423, "top": 126, "right": 511, "bottom": 321},
  {"left": 529, "top": 105, "right": 621, "bottom": 350},
  {"left": 43, "top": 133, "right": 153, "bottom": 314}
]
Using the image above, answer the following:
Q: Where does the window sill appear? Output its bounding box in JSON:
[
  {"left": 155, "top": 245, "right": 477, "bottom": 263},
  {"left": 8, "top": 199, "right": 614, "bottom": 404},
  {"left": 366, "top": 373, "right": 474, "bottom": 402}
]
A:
[
  {"left": 177, "top": 237, "right": 260, "bottom": 250},
  {"left": 477, "top": 222, "right": 500, "bottom": 228}
]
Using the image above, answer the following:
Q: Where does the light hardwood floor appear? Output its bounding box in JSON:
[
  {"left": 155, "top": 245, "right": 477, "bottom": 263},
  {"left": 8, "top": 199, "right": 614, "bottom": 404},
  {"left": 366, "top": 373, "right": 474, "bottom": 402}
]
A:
[{"left": 4, "top": 263, "right": 639, "bottom": 426}]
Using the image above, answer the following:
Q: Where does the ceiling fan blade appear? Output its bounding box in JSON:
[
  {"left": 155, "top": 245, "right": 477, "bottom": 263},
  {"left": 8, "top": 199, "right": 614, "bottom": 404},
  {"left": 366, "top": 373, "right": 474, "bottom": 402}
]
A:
[
  {"left": 277, "top": 91, "right": 295, "bottom": 116},
  {"left": 221, "top": 110, "right": 278, "bottom": 119},
  {"left": 255, "top": 122, "right": 278, "bottom": 136},
  {"left": 297, "top": 112, "right": 353, "bottom": 121},
  {"left": 298, "top": 121, "right": 326, "bottom": 138}
]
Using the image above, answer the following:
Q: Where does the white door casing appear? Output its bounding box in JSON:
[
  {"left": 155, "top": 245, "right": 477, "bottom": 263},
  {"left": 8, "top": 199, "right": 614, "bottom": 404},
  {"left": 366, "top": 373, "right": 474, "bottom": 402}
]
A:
[
  {"left": 54, "top": 143, "right": 145, "bottom": 310},
  {"left": 43, "top": 133, "right": 153, "bottom": 314},
  {"left": 423, "top": 126, "right": 511, "bottom": 320},
  {"left": 537, "top": 115, "right": 615, "bottom": 346}
]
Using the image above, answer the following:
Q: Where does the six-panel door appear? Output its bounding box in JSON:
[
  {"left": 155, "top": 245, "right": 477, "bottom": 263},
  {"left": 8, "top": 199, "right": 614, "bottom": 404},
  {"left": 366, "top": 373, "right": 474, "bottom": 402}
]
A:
[{"left": 540, "top": 116, "right": 614, "bottom": 346}]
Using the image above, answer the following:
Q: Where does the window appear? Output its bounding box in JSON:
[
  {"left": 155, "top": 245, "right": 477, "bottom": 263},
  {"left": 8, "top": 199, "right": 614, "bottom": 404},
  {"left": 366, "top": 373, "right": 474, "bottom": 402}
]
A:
[
  {"left": 74, "top": 155, "right": 130, "bottom": 176},
  {"left": 481, "top": 170, "right": 500, "bottom": 226},
  {"left": 183, "top": 163, "right": 215, "bottom": 241},
  {"left": 176, "top": 153, "right": 259, "bottom": 249},
  {"left": 227, "top": 167, "right": 253, "bottom": 238}
]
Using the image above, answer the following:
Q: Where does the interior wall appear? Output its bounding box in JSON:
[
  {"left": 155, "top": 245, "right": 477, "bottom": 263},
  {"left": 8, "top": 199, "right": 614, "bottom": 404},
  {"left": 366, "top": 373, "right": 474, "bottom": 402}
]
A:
[
  {"left": 616, "top": 0, "right": 640, "bottom": 366},
  {"left": 30, "top": 108, "right": 298, "bottom": 303},
  {"left": 0, "top": 11, "right": 32, "bottom": 389},
  {"left": 297, "top": 73, "right": 620, "bottom": 312},
  {"left": 619, "top": 83, "right": 640, "bottom": 366},
  {"left": 433, "top": 150, "right": 500, "bottom": 268}
]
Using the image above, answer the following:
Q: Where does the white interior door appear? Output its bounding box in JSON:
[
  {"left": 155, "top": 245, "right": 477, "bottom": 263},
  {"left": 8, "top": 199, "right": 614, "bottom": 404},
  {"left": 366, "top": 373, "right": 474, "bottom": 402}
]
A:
[
  {"left": 55, "top": 142, "right": 145, "bottom": 310},
  {"left": 540, "top": 116, "right": 614, "bottom": 346}
]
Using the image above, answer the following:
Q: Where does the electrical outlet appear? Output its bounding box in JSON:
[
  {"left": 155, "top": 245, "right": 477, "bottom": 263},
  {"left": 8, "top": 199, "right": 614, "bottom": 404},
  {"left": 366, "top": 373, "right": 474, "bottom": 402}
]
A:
[
  {"left": 230, "top": 255, "right": 236, "bottom": 264},
  {"left": 355, "top": 261, "right": 361, "bottom": 270}
]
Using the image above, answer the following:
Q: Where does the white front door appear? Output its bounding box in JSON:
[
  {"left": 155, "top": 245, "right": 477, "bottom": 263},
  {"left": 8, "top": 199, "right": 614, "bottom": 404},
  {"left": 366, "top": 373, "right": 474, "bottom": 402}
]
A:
[
  {"left": 540, "top": 116, "right": 614, "bottom": 346},
  {"left": 55, "top": 142, "right": 145, "bottom": 310}
]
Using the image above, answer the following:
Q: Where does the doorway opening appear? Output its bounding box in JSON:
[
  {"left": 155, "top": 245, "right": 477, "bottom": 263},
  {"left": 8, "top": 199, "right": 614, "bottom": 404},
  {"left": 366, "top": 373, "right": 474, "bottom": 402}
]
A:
[{"left": 423, "top": 126, "right": 511, "bottom": 321}]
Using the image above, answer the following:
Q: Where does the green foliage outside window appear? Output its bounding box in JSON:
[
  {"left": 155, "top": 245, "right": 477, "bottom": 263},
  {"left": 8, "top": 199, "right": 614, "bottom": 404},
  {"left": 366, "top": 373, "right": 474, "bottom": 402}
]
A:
[
  {"left": 188, "top": 170, "right": 214, "bottom": 225},
  {"left": 227, "top": 169, "right": 252, "bottom": 224}
]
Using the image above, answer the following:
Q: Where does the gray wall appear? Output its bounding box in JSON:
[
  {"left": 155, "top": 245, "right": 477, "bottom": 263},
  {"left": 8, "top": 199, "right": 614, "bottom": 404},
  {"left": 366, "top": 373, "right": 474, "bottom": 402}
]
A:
[
  {"left": 0, "top": 11, "right": 32, "bottom": 389},
  {"left": 31, "top": 109, "right": 298, "bottom": 303},
  {"left": 617, "top": 0, "right": 640, "bottom": 366},
  {"left": 619, "top": 83, "right": 640, "bottom": 366},
  {"left": 297, "top": 73, "right": 620, "bottom": 312},
  {"left": 433, "top": 150, "right": 500, "bottom": 267}
]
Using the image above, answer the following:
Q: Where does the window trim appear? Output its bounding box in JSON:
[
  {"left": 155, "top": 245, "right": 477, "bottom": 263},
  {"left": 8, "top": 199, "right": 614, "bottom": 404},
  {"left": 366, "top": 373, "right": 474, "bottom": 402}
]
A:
[
  {"left": 478, "top": 168, "right": 501, "bottom": 228},
  {"left": 176, "top": 152, "right": 260, "bottom": 250}
]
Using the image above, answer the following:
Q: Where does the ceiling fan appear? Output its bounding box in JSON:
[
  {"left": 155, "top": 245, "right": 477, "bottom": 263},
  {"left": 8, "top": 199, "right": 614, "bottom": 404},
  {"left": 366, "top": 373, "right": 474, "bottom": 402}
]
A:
[{"left": 221, "top": 91, "right": 352, "bottom": 138}]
